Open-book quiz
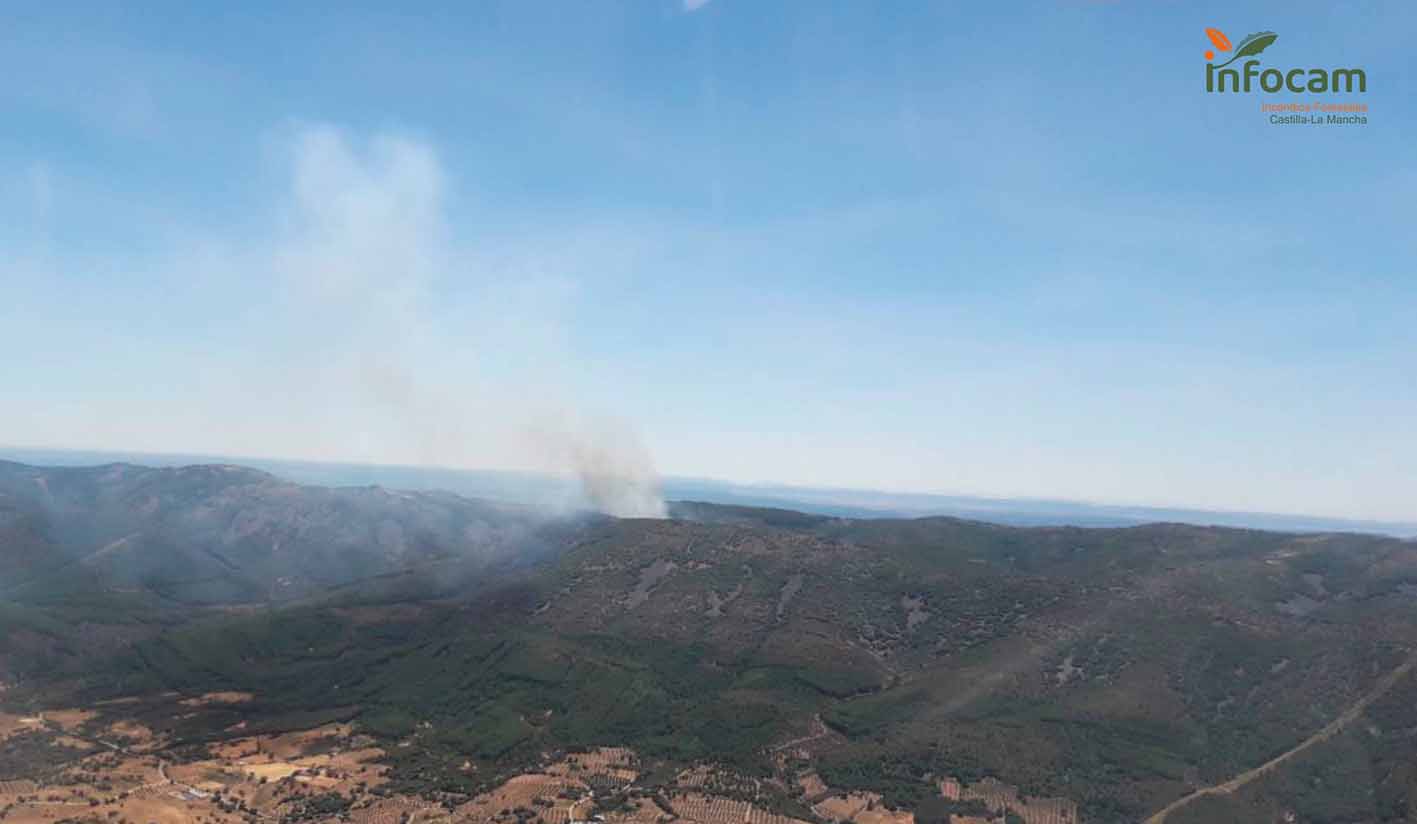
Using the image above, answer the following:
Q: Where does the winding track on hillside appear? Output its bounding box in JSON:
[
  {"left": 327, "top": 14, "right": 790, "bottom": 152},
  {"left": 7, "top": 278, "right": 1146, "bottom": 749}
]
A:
[
  {"left": 1143, "top": 649, "right": 1417, "bottom": 823},
  {"left": 768, "top": 713, "right": 828, "bottom": 752}
]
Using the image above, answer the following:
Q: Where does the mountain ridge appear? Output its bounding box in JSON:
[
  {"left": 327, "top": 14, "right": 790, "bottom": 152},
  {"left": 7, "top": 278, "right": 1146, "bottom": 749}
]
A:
[
  {"left": 4, "top": 460, "right": 1417, "bottom": 822},
  {"left": 7, "top": 447, "right": 1414, "bottom": 537}
]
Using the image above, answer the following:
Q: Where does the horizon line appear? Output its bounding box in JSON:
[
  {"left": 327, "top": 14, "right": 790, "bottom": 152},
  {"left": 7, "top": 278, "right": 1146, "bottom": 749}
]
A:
[{"left": 3, "top": 443, "right": 1414, "bottom": 537}]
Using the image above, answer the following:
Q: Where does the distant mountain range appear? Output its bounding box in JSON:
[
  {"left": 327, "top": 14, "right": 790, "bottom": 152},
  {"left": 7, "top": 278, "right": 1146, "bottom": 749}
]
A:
[
  {"left": 0, "top": 458, "right": 564, "bottom": 606},
  {"left": 3, "top": 446, "right": 1413, "bottom": 537}
]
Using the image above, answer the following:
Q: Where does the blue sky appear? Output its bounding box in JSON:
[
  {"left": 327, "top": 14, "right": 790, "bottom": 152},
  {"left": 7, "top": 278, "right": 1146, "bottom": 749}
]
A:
[{"left": 2, "top": 1, "right": 1414, "bottom": 520}]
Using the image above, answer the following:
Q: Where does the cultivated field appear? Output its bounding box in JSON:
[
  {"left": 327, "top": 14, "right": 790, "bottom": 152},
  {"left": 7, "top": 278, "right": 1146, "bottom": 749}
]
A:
[{"left": 0, "top": 692, "right": 1082, "bottom": 824}]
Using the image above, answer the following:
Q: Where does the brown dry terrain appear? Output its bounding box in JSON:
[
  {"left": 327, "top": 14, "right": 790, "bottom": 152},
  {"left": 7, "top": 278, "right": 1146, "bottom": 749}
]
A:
[
  {"left": 0, "top": 692, "right": 1075, "bottom": 824},
  {"left": 0, "top": 713, "right": 44, "bottom": 740},
  {"left": 179, "top": 692, "right": 255, "bottom": 708},
  {"left": 0, "top": 698, "right": 388, "bottom": 824},
  {"left": 936, "top": 777, "right": 1078, "bottom": 824}
]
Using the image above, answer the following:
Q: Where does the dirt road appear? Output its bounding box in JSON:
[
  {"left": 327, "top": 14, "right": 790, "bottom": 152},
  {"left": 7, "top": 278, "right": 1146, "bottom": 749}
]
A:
[
  {"left": 1144, "top": 650, "right": 1417, "bottom": 823},
  {"left": 769, "top": 713, "right": 828, "bottom": 752}
]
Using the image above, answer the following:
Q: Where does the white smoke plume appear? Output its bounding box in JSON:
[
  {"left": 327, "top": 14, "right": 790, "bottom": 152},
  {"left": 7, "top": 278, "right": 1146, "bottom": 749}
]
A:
[
  {"left": 258, "top": 124, "right": 667, "bottom": 518},
  {"left": 573, "top": 444, "right": 667, "bottom": 519},
  {"left": 531, "top": 416, "right": 667, "bottom": 519}
]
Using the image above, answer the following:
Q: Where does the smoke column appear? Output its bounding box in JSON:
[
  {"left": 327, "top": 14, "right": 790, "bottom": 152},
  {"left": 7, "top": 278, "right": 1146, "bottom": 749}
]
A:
[
  {"left": 532, "top": 417, "right": 667, "bottom": 518},
  {"left": 266, "top": 124, "right": 668, "bottom": 518}
]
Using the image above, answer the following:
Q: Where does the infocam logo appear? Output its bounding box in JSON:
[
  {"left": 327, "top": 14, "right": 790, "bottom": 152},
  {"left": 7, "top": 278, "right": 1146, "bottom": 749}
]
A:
[{"left": 1203, "top": 28, "right": 1366, "bottom": 94}]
